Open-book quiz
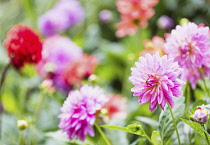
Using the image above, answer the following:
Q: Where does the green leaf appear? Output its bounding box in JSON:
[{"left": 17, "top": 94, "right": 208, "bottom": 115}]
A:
[
  {"left": 136, "top": 116, "right": 158, "bottom": 128},
  {"left": 181, "top": 118, "right": 210, "bottom": 141},
  {"left": 102, "top": 123, "right": 148, "bottom": 137},
  {"left": 158, "top": 97, "right": 185, "bottom": 143},
  {"left": 151, "top": 131, "right": 161, "bottom": 145}
]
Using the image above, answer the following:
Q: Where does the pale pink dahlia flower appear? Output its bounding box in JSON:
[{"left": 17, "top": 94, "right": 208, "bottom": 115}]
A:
[
  {"left": 164, "top": 22, "right": 210, "bottom": 69},
  {"left": 129, "top": 53, "right": 184, "bottom": 111},
  {"left": 58, "top": 85, "right": 107, "bottom": 141}
]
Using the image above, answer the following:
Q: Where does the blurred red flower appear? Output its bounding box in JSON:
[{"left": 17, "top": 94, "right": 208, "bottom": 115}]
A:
[
  {"left": 63, "top": 54, "right": 98, "bottom": 86},
  {"left": 3, "top": 24, "right": 42, "bottom": 69}
]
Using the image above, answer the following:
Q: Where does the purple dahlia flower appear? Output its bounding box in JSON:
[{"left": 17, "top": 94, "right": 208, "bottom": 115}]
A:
[
  {"left": 58, "top": 85, "right": 108, "bottom": 141},
  {"left": 37, "top": 35, "right": 82, "bottom": 93},
  {"left": 164, "top": 22, "right": 210, "bottom": 69},
  {"left": 38, "top": 0, "right": 84, "bottom": 36},
  {"left": 129, "top": 53, "right": 184, "bottom": 111}
]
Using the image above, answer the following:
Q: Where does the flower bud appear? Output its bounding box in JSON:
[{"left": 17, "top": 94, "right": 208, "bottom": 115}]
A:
[
  {"left": 17, "top": 120, "right": 28, "bottom": 130},
  {"left": 193, "top": 108, "right": 209, "bottom": 124},
  {"left": 157, "top": 15, "right": 174, "bottom": 29},
  {"left": 88, "top": 74, "right": 98, "bottom": 83},
  {"left": 179, "top": 18, "right": 189, "bottom": 26}
]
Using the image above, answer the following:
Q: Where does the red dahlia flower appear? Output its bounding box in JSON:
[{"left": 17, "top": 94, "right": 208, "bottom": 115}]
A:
[{"left": 3, "top": 24, "right": 42, "bottom": 69}]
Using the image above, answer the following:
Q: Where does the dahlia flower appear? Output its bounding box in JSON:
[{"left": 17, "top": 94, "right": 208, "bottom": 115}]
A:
[
  {"left": 102, "top": 94, "right": 127, "bottom": 119},
  {"left": 116, "top": 0, "right": 158, "bottom": 37},
  {"left": 164, "top": 22, "right": 210, "bottom": 69},
  {"left": 141, "top": 36, "right": 165, "bottom": 56},
  {"left": 3, "top": 24, "right": 42, "bottom": 69},
  {"left": 38, "top": 0, "right": 84, "bottom": 36},
  {"left": 58, "top": 85, "right": 107, "bottom": 141},
  {"left": 63, "top": 54, "right": 98, "bottom": 87},
  {"left": 37, "top": 35, "right": 82, "bottom": 93},
  {"left": 129, "top": 53, "right": 184, "bottom": 111}
]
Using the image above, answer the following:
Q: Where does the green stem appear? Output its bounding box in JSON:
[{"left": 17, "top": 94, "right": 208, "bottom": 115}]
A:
[
  {"left": 202, "top": 124, "right": 210, "bottom": 145},
  {"left": 167, "top": 102, "right": 181, "bottom": 145},
  {"left": 18, "top": 131, "right": 23, "bottom": 145},
  {"left": 199, "top": 68, "right": 210, "bottom": 97},
  {"left": 94, "top": 122, "right": 111, "bottom": 145},
  {"left": 184, "top": 81, "right": 191, "bottom": 115},
  {"left": 141, "top": 129, "right": 154, "bottom": 144},
  {"left": 0, "top": 61, "right": 11, "bottom": 98},
  {"left": 0, "top": 61, "right": 11, "bottom": 140}
]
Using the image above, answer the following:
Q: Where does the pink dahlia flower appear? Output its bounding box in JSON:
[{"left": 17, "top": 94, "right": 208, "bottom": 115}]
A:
[
  {"left": 129, "top": 53, "right": 184, "bottom": 111},
  {"left": 58, "top": 85, "right": 107, "bottom": 141},
  {"left": 164, "top": 22, "right": 210, "bottom": 69}
]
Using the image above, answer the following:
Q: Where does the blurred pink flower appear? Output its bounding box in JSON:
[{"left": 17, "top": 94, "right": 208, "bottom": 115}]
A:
[
  {"left": 164, "top": 22, "right": 210, "bottom": 69},
  {"left": 37, "top": 35, "right": 82, "bottom": 93},
  {"left": 181, "top": 60, "right": 210, "bottom": 89},
  {"left": 63, "top": 54, "right": 98, "bottom": 87},
  {"left": 101, "top": 94, "right": 127, "bottom": 120},
  {"left": 129, "top": 53, "right": 184, "bottom": 111},
  {"left": 58, "top": 85, "right": 107, "bottom": 141},
  {"left": 141, "top": 36, "right": 165, "bottom": 56},
  {"left": 116, "top": 0, "right": 158, "bottom": 37}
]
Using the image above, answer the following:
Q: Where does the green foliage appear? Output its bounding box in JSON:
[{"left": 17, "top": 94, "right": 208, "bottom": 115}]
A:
[
  {"left": 181, "top": 118, "right": 210, "bottom": 141},
  {"left": 158, "top": 97, "right": 185, "bottom": 144},
  {"left": 151, "top": 131, "right": 161, "bottom": 145}
]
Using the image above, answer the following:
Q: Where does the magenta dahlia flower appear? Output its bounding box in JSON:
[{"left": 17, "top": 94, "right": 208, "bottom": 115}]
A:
[
  {"left": 164, "top": 22, "right": 210, "bottom": 69},
  {"left": 58, "top": 85, "right": 107, "bottom": 141},
  {"left": 129, "top": 53, "right": 184, "bottom": 111}
]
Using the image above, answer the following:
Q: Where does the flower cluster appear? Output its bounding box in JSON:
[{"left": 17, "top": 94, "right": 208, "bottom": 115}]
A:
[
  {"left": 38, "top": 0, "right": 84, "bottom": 36},
  {"left": 37, "top": 35, "right": 98, "bottom": 93},
  {"left": 115, "top": 0, "right": 158, "bottom": 37},
  {"left": 164, "top": 22, "right": 210, "bottom": 88},
  {"left": 129, "top": 53, "right": 184, "bottom": 111},
  {"left": 3, "top": 25, "right": 42, "bottom": 69},
  {"left": 58, "top": 85, "right": 107, "bottom": 141}
]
